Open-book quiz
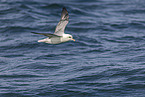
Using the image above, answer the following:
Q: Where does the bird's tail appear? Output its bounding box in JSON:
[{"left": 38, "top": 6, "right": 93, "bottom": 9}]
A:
[
  {"left": 38, "top": 39, "right": 46, "bottom": 42},
  {"left": 38, "top": 38, "right": 50, "bottom": 43}
]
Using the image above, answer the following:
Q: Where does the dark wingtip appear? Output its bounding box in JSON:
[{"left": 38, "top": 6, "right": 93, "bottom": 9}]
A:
[
  {"left": 62, "top": 7, "right": 67, "bottom": 11},
  {"left": 31, "top": 32, "right": 38, "bottom": 34},
  {"left": 63, "top": 7, "right": 66, "bottom": 9}
]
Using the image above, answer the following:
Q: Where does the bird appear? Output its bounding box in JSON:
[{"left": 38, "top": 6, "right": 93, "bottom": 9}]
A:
[{"left": 31, "top": 7, "right": 75, "bottom": 44}]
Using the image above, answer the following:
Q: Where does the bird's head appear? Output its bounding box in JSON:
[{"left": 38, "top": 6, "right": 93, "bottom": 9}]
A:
[
  {"left": 67, "top": 34, "right": 75, "bottom": 41},
  {"left": 62, "top": 34, "right": 75, "bottom": 42}
]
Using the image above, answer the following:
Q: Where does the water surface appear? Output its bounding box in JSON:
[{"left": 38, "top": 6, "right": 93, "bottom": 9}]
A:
[{"left": 1, "top": 0, "right": 145, "bottom": 97}]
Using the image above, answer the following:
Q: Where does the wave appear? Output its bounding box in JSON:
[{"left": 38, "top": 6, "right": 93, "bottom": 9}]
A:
[{"left": 1, "top": 0, "right": 145, "bottom": 96}]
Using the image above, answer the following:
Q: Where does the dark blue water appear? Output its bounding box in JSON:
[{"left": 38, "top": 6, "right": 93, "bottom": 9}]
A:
[{"left": 1, "top": 0, "right": 145, "bottom": 97}]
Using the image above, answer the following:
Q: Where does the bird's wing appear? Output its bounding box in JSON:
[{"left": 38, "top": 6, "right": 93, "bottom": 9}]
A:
[
  {"left": 54, "top": 7, "right": 69, "bottom": 36},
  {"left": 31, "top": 32, "right": 61, "bottom": 38}
]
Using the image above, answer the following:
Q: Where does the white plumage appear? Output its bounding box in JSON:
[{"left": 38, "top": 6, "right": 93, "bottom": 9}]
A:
[{"left": 32, "top": 7, "right": 75, "bottom": 44}]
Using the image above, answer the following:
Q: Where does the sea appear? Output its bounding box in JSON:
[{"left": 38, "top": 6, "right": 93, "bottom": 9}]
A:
[{"left": 0, "top": 0, "right": 145, "bottom": 97}]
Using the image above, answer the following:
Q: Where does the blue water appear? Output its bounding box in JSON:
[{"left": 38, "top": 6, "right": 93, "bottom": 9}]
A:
[{"left": 1, "top": 0, "right": 145, "bottom": 97}]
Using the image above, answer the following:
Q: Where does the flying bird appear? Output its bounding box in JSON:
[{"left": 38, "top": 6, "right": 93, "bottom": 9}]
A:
[{"left": 32, "top": 7, "right": 75, "bottom": 44}]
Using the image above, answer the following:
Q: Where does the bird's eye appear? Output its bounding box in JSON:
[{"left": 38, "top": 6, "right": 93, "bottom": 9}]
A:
[{"left": 69, "top": 36, "right": 71, "bottom": 38}]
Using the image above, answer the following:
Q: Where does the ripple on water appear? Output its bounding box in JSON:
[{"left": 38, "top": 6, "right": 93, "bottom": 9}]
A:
[{"left": 1, "top": 0, "right": 145, "bottom": 97}]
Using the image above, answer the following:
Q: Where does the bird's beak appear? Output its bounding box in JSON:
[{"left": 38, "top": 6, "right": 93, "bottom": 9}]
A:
[{"left": 72, "top": 39, "right": 75, "bottom": 41}]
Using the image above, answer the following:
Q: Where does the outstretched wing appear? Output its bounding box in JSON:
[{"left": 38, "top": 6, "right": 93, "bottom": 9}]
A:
[
  {"left": 54, "top": 7, "right": 69, "bottom": 36},
  {"left": 31, "top": 32, "right": 61, "bottom": 38}
]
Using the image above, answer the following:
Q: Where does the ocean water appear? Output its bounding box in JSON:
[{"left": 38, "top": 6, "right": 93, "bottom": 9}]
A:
[{"left": 1, "top": 0, "right": 145, "bottom": 97}]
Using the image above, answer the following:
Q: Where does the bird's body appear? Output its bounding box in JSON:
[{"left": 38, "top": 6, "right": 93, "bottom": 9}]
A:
[
  {"left": 32, "top": 8, "right": 75, "bottom": 44},
  {"left": 37, "top": 34, "right": 73, "bottom": 44}
]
